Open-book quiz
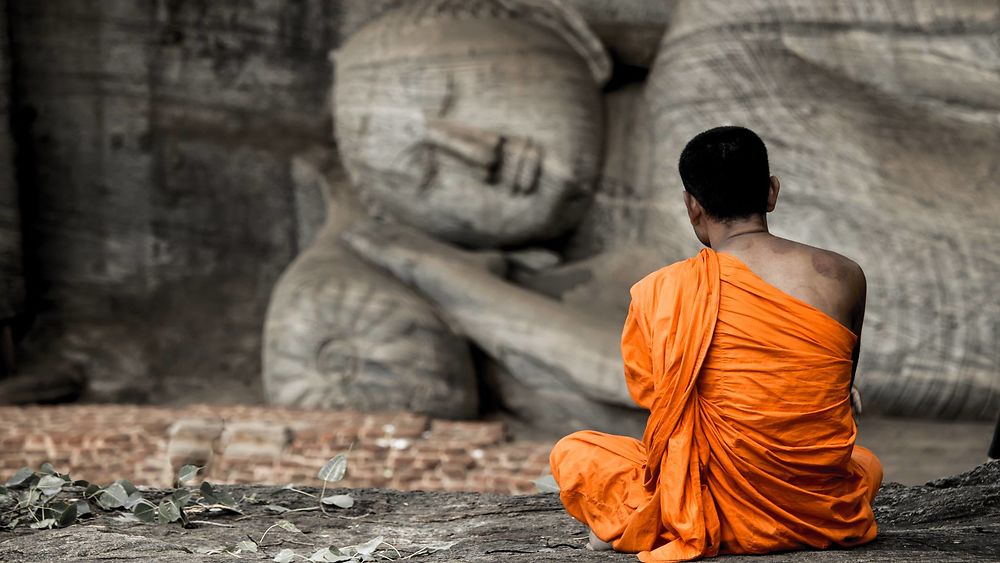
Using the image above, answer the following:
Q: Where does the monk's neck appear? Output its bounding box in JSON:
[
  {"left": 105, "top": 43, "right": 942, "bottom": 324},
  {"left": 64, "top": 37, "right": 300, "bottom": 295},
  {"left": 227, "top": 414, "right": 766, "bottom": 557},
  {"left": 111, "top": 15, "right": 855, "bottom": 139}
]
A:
[{"left": 706, "top": 215, "right": 770, "bottom": 251}]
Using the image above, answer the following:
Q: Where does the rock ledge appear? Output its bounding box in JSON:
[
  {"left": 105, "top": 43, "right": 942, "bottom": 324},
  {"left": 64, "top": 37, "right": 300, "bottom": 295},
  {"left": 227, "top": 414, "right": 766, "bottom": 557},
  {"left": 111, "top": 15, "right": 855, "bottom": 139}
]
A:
[{"left": 1, "top": 462, "right": 997, "bottom": 562}]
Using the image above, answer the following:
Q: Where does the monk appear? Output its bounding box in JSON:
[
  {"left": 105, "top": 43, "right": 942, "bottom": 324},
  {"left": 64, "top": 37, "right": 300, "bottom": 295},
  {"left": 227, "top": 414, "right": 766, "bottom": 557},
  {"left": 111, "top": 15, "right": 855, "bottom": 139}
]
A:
[{"left": 550, "top": 126, "right": 882, "bottom": 561}]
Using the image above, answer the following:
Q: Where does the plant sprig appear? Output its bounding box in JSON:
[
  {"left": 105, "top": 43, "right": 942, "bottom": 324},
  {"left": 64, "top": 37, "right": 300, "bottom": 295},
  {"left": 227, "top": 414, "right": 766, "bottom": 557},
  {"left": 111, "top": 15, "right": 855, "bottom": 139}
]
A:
[{"left": 0, "top": 463, "right": 238, "bottom": 530}]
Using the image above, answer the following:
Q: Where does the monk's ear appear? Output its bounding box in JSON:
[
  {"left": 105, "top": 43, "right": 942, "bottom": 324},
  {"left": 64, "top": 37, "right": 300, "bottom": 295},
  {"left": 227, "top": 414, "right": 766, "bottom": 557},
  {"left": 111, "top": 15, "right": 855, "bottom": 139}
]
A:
[
  {"left": 683, "top": 191, "right": 703, "bottom": 225},
  {"left": 766, "top": 176, "right": 780, "bottom": 213}
]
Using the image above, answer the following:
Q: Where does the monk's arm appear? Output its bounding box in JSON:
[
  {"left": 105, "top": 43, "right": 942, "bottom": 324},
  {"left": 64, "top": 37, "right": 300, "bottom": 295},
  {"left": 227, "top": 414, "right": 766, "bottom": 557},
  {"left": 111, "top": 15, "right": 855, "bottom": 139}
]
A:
[
  {"left": 849, "top": 269, "right": 867, "bottom": 413},
  {"left": 622, "top": 300, "right": 655, "bottom": 410}
]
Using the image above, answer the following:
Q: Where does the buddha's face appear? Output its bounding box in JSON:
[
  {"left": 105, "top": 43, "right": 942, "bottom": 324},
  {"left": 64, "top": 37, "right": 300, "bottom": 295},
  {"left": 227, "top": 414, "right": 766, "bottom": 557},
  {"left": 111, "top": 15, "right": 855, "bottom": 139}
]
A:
[{"left": 333, "top": 10, "right": 605, "bottom": 247}]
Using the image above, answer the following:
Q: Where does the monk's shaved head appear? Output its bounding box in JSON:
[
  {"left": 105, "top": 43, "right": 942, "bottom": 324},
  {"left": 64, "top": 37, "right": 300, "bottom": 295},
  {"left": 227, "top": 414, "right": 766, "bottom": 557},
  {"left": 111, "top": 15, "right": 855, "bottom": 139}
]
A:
[{"left": 678, "top": 126, "right": 771, "bottom": 220}]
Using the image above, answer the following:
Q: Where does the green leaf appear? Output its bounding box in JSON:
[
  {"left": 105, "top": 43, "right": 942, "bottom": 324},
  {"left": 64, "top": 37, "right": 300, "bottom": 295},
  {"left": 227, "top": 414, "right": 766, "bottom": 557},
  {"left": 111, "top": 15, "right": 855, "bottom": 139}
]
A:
[
  {"left": 236, "top": 540, "right": 258, "bottom": 553},
  {"left": 265, "top": 504, "right": 291, "bottom": 513},
  {"left": 199, "top": 481, "right": 235, "bottom": 507},
  {"left": 5, "top": 467, "right": 34, "bottom": 487},
  {"left": 214, "top": 488, "right": 236, "bottom": 507},
  {"left": 157, "top": 498, "right": 182, "bottom": 523},
  {"left": 37, "top": 474, "right": 66, "bottom": 496},
  {"left": 75, "top": 500, "right": 92, "bottom": 518},
  {"left": 317, "top": 454, "right": 348, "bottom": 483},
  {"left": 29, "top": 518, "right": 56, "bottom": 529},
  {"left": 98, "top": 482, "right": 129, "bottom": 509},
  {"left": 123, "top": 491, "right": 145, "bottom": 510},
  {"left": 73, "top": 479, "right": 90, "bottom": 488},
  {"left": 171, "top": 488, "right": 192, "bottom": 507},
  {"left": 353, "top": 536, "right": 384, "bottom": 557},
  {"left": 133, "top": 499, "right": 157, "bottom": 523},
  {"left": 114, "top": 479, "right": 138, "bottom": 496},
  {"left": 56, "top": 501, "right": 78, "bottom": 527},
  {"left": 275, "top": 519, "right": 302, "bottom": 533},
  {"left": 533, "top": 474, "right": 560, "bottom": 494},
  {"left": 84, "top": 484, "right": 101, "bottom": 499},
  {"left": 177, "top": 465, "right": 201, "bottom": 484},
  {"left": 21, "top": 488, "right": 41, "bottom": 506},
  {"left": 308, "top": 547, "right": 352, "bottom": 562},
  {"left": 273, "top": 548, "right": 296, "bottom": 563},
  {"left": 34, "top": 502, "right": 63, "bottom": 521},
  {"left": 39, "top": 462, "right": 57, "bottom": 475},
  {"left": 199, "top": 481, "right": 217, "bottom": 504},
  {"left": 308, "top": 548, "right": 331, "bottom": 562},
  {"left": 320, "top": 494, "right": 354, "bottom": 509}
]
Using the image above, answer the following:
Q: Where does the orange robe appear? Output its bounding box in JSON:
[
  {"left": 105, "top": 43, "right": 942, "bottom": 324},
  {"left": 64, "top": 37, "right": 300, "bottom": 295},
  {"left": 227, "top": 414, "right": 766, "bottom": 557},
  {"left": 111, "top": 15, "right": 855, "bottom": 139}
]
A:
[{"left": 550, "top": 248, "right": 882, "bottom": 562}]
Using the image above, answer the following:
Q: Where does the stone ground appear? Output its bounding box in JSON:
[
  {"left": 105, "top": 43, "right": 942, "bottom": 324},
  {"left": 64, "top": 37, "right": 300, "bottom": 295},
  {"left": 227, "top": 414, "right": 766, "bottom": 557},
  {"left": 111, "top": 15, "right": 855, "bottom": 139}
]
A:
[{"left": 0, "top": 462, "right": 998, "bottom": 562}]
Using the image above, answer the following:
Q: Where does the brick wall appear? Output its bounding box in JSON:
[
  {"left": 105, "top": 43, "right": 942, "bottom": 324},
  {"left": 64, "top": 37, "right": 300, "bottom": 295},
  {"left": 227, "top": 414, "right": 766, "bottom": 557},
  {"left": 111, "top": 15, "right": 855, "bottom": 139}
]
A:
[{"left": 0, "top": 405, "right": 555, "bottom": 494}]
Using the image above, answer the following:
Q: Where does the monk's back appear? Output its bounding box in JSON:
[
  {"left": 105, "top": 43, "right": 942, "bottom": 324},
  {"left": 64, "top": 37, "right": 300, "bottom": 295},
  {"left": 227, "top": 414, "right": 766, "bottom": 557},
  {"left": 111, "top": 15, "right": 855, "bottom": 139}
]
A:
[
  {"left": 549, "top": 126, "right": 882, "bottom": 561},
  {"left": 713, "top": 235, "right": 865, "bottom": 331}
]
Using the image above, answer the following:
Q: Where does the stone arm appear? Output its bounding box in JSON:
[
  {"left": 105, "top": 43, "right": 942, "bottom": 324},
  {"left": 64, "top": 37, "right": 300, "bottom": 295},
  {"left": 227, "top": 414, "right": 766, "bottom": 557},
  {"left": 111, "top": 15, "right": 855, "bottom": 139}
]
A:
[{"left": 343, "top": 220, "right": 639, "bottom": 409}]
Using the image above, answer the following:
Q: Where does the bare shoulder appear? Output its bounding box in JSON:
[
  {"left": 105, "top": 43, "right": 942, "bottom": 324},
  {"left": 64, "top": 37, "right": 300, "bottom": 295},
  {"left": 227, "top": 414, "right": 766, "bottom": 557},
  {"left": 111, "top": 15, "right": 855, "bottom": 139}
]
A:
[
  {"left": 759, "top": 236, "right": 865, "bottom": 288},
  {"left": 796, "top": 244, "right": 867, "bottom": 328},
  {"left": 728, "top": 237, "right": 865, "bottom": 329},
  {"left": 807, "top": 246, "right": 866, "bottom": 294}
]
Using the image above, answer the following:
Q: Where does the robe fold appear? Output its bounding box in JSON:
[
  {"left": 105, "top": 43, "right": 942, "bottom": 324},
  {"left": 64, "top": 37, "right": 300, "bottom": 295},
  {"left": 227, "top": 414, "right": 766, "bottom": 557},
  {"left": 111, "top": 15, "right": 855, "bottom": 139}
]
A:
[{"left": 550, "top": 248, "right": 881, "bottom": 562}]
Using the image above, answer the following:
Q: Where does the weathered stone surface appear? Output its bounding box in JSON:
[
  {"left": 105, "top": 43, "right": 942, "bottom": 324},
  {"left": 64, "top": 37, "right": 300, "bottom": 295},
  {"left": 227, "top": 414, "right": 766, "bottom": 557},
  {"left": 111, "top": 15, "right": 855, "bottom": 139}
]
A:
[
  {"left": 344, "top": 219, "right": 648, "bottom": 436},
  {"left": 5, "top": 0, "right": 403, "bottom": 402},
  {"left": 565, "top": 0, "right": 676, "bottom": 67},
  {"left": 262, "top": 150, "right": 478, "bottom": 418},
  {"left": 0, "top": 461, "right": 997, "bottom": 562},
  {"left": 533, "top": 82, "right": 666, "bottom": 318},
  {"left": 333, "top": 0, "right": 609, "bottom": 247},
  {"left": 0, "top": 0, "right": 23, "bottom": 322}
]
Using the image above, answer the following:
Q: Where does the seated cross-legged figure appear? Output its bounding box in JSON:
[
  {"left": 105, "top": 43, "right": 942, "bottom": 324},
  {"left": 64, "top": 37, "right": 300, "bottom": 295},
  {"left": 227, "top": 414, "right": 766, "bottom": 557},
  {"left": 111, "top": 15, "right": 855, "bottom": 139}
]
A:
[{"left": 550, "top": 126, "right": 882, "bottom": 562}]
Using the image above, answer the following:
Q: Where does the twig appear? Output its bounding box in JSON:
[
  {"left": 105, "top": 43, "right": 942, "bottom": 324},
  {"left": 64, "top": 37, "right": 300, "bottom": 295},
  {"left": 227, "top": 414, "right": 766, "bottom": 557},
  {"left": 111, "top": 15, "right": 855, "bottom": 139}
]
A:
[
  {"left": 283, "top": 486, "right": 317, "bottom": 499},
  {"left": 329, "top": 511, "right": 374, "bottom": 520},
  {"left": 258, "top": 522, "right": 278, "bottom": 544},
  {"left": 545, "top": 542, "right": 583, "bottom": 549},
  {"left": 283, "top": 506, "right": 321, "bottom": 514},
  {"left": 382, "top": 541, "right": 403, "bottom": 559},
  {"left": 189, "top": 520, "right": 236, "bottom": 528},
  {"left": 190, "top": 502, "right": 244, "bottom": 515},
  {"left": 401, "top": 547, "right": 429, "bottom": 559},
  {"left": 260, "top": 538, "right": 315, "bottom": 548}
]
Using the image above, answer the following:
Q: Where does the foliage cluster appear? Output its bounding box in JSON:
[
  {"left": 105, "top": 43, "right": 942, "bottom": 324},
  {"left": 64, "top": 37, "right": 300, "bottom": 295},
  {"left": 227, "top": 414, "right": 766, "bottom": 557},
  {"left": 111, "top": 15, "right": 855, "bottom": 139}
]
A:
[
  {"left": 0, "top": 462, "right": 234, "bottom": 530},
  {"left": 1, "top": 453, "right": 458, "bottom": 561}
]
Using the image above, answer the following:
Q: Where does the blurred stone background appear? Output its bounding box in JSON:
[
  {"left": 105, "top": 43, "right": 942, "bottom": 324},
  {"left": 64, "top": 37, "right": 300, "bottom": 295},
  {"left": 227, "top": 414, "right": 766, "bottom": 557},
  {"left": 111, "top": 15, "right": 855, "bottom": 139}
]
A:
[
  {"left": 0, "top": 0, "right": 997, "bottom": 429},
  {"left": 1, "top": 0, "right": 679, "bottom": 405},
  {"left": 5, "top": 0, "right": 398, "bottom": 404}
]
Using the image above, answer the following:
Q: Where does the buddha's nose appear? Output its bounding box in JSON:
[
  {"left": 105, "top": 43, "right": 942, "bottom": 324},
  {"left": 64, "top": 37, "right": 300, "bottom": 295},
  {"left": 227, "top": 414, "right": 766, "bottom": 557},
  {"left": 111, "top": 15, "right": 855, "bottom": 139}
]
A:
[{"left": 423, "top": 118, "right": 543, "bottom": 194}]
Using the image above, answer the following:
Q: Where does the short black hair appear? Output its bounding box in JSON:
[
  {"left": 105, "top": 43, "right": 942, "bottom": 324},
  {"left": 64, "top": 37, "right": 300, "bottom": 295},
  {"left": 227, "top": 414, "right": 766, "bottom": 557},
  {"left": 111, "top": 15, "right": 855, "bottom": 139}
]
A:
[{"left": 678, "top": 126, "right": 771, "bottom": 220}]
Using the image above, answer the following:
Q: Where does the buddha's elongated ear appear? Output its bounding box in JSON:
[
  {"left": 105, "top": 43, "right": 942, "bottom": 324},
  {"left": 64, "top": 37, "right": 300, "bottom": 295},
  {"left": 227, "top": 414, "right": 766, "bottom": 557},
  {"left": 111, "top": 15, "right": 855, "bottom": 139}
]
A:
[{"left": 509, "top": 0, "right": 612, "bottom": 85}]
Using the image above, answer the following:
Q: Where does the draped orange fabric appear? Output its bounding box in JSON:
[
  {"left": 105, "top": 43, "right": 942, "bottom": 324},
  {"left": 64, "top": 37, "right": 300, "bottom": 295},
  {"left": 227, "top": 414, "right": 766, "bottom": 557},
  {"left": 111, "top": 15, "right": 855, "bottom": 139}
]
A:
[{"left": 550, "top": 248, "right": 881, "bottom": 561}]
